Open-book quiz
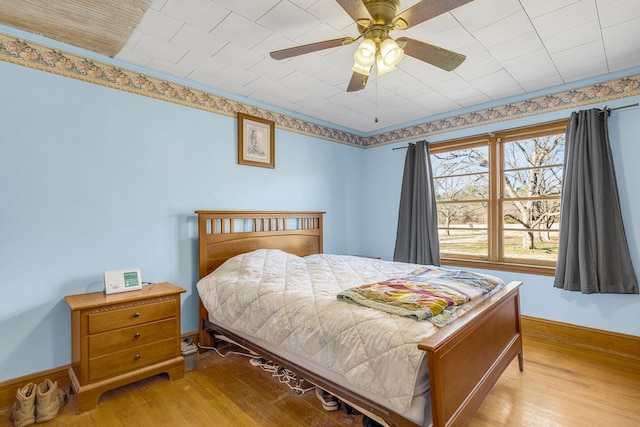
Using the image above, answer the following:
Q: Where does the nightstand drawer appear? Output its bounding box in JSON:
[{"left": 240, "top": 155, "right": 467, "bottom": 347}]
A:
[
  {"left": 89, "top": 337, "right": 178, "bottom": 382},
  {"left": 88, "top": 298, "right": 176, "bottom": 334},
  {"left": 89, "top": 318, "right": 177, "bottom": 358},
  {"left": 66, "top": 282, "right": 185, "bottom": 413}
]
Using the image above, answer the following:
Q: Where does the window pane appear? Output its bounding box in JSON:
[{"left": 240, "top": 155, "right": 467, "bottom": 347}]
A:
[
  {"left": 503, "top": 230, "right": 559, "bottom": 262},
  {"left": 439, "top": 229, "right": 488, "bottom": 258},
  {"left": 432, "top": 146, "right": 489, "bottom": 176},
  {"left": 503, "top": 197, "right": 560, "bottom": 262},
  {"left": 435, "top": 173, "right": 489, "bottom": 200},
  {"left": 438, "top": 202, "right": 488, "bottom": 257},
  {"left": 503, "top": 134, "right": 564, "bottom": 170},
  {"left": 503, "top": 198, "right": 561, "bottom": 233},
  {"left": 432, "top": 146, "right": 489, "bottom": 202},
  {"left": 437, "top": 202, "right": 487, "bottom": 228},
  {"left": 504, "top": 166, "right": 562, "bottom": 198}
]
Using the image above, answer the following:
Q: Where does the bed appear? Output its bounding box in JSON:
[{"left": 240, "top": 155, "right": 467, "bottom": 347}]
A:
[{"left": 195, "top": 210, "right": 523, "bottom": 427}]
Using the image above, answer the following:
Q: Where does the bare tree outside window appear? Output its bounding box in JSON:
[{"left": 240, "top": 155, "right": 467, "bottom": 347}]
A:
[
  {"left": 430, "top": 121, "right": 566, "bottom": 273},
  {"left": 433, "top": 145, "right": 489, "bottom": 257},
  {"left": 503, "top": 134, "right": 564, "bottom": 258}
]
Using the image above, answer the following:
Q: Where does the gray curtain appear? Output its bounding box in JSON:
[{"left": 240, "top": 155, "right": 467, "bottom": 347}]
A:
[
  {"left": 554, "top": 108, "right": 638, "bottom": 294},
  {"left": 393, "top": 140, "right": 440, "bottom": 265}
]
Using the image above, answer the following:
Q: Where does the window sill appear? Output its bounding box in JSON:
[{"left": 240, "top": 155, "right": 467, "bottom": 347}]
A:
[{"left": 440, "top": 257, "right": 556, "bottom": 277}]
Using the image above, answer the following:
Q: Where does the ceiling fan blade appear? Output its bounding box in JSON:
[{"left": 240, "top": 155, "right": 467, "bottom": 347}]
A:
[
  {"left": 347, "top": 71, "right": 368, "bottom": 92},
  {"left": 270, "top": 37, "right": 353, "bottom": 60},
  {"left": 336, "top": 0, "right": 372, "bottom": 24},
  {"left": 393, "top": 0, "right": 473, "bottom": 29},
  {"left": 397, "top": 37, "right": 466, "bottom": 71}
]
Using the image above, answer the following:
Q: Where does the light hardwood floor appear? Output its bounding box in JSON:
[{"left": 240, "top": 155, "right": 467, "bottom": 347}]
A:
[{"left": 2, "top": 335, "right": 639, "bottom": 426}]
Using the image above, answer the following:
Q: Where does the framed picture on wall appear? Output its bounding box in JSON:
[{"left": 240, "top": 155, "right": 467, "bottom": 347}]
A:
[{"left": 237, "top": 112, "right": 275, "bottom": 169}]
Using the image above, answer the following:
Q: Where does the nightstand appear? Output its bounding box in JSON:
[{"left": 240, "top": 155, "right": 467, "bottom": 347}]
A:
[{"left": 65, "top": 282, "right": 186, "bottom": 413}]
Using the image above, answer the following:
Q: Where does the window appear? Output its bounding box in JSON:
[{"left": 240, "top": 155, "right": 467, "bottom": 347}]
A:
[{"left": 430, "top": 120, "right": 566, "bottom": 275}]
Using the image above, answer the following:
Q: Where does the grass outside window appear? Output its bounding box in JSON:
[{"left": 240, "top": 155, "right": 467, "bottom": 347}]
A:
[{"left": 430, "top": 120, "right": 567, "bottom": 276}]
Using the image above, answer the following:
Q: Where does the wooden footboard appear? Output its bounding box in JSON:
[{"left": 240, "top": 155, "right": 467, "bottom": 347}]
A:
[
  {"left": 195, "top": 210, "right": 524, "bottom": 427},
  {"left": 420, "top": 281, "right": 523, "bottom": 427}
]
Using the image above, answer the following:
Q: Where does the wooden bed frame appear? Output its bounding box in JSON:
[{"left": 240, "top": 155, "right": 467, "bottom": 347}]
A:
[{"left": 196, "top": 210, "right": 523, "bottom": 427}]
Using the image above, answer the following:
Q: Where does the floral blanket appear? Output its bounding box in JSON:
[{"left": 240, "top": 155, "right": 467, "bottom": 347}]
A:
[{"left": 337, "top": 266, "right": 503, "bottom": 325}]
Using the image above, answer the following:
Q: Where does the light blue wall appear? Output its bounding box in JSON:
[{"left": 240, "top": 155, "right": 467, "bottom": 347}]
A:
[
  {"left": 0, "top": 60, "right": 363, "bottom": 380},
  {"left": 361, "top": 96, "right": 640, "bottom": 337},
  {"left": 2, "top": 57, "right": 639, "bottom": 383}
]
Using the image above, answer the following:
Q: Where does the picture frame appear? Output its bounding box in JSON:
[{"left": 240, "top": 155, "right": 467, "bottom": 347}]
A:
[{"left": 237, "top": 112, "right": 275, "bottom": 169}]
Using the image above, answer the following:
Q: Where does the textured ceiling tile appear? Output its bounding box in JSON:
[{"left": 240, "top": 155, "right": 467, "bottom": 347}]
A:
[
  {"left": 520, "top": 0, "right": 579, "bottom": 18},
  {"left": 147, "top": 56, "right": 193, "bottom": 77},
  {"left": 472, "top": 10, "right": 535, "bottom": 48},
  {"left": 211, "top": 12, "right": 271, "bottom": 49},
  {"left": 598, "top": 0, "right": 640, "bottom": 28},
  {"left": 245, "top": 77, "right": 289, "bottom": 98},
  {"left": 212, "top": 42, "right": 264, "bottom": 69},
  {"left": 541, "top": 21, "right": 602, "bottom": 54},
  {"left": 453, "top": 0, "right": 522, "bottom": 32},
  {"left": 284, "top": 55, "right": 335, "bottom": 77},
  {"left": 293, "top": 22, "right": 349, "bottom": 46},
  {"left": 278, "top": 70, "right": 323, "bottom": 91},
  {"left": 160, "top": 0, "right": 228, "bottom": 32},
  {"left": 409, "top": 90, "right": 462, "bottom": 113},
  {"left": 487, "top": 31, "right": 544, "bottom": 62},
  {"left": 177, "top": 50, "right": 226, "bottom": 75},
  {"left": 211, "top": 64, "right": 260, "bottom": 90},
  {"left": 455, "top": 56, "right": 503, "bottom": 81},
  {"left": 133, "top": 34, "right": 188, "bottom": 63},
  {"left": 470, "top": 69, "right": 524, "bottom": 99},
  {"left": 307, "top": 1, "right": 355, "bottom": 32},
  {"left": 134, "top": 8, "right": 182, "bottom": 42},
  {"left": 248, "top": 58, "right": 295, "bottom": 82},
  {"left": 602, "top": 17, "right": 640, "bottom": 59},
  {"left": 170, "top": 25, "right": 227, "bottom": 57},
  {"left": 258, "top": 1, "right": 321, "bottom": 40},
  {"left": 210, "top": 0, "right": 280, "bottom": 22},
  {"left": 552, "top": 42, "right": 608, "bottom": 80},
  {"left": 532, "top": 0, "right": 598, "bottom": 38}
]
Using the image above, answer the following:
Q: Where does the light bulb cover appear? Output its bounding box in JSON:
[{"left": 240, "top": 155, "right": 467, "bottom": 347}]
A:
[
  {"left": 379, "top": 38, "right": 404, "bottom": 67},
  {"left": 353, "top": 39, "right": 376, "bottom": 67},
  {"left": 376, "top": 55, "right": 397, "bottom": 75},
  {"left": 351, "top": 62, "right": 372, "bottom": 76}
]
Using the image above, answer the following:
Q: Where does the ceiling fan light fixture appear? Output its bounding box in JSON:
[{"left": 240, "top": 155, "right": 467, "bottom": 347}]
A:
[
  {"left": 353, "top": 38, "right": 376, "bottom": 67},
  {"left": 376, "top": 55, "right": 397, "bottom": 75},
  {"left": 379, "top": 38, "right": 404, "bottom": 67},
  {"left": 351, "top": 62, "right": 372, "bottom": 76}
]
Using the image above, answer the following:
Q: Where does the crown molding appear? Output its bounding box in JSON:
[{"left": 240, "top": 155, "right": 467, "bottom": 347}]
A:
[{"left": 1, "top": 32, "right": 639, "bottom": 148}]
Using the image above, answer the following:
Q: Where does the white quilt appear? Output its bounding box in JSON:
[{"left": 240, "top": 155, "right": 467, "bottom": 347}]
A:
[{"left": 196, "top": 249, "right": 500, "bottom": 416}]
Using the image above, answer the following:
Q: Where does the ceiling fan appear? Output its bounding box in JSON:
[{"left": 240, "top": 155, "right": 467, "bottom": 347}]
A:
[{"left": 270, "top": 0, "right": 473, "bottom": 92}]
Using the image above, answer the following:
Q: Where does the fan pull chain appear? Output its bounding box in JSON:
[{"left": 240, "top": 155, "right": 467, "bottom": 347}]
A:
[{"left": 374, "top": 74, "right": 379, "bottom": 123}]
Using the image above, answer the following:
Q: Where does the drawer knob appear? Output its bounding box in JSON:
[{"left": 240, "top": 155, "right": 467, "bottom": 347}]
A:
[
  {"left": 134, "top": 332, "right": 141, "bottom": 339},
  {"left": 134, "top": 354, "right": 140, "bottom": 360},
  {"left": 133, "top": 312, "right": 140, "bottom": 318}
]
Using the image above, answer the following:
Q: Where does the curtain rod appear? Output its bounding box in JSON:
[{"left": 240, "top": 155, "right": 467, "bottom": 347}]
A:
[{"left": 601, "top": 102, "right": 639, "bottom": 113}]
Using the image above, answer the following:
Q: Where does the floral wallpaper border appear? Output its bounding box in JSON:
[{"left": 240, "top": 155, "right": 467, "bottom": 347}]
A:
[{"left": 1, "top": 32, "right": 639, "bottom": 148}]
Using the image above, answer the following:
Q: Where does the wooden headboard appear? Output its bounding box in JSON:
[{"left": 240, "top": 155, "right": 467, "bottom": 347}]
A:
[{"left": 195, "top": 210, "right": 325, "bottom": 279}]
